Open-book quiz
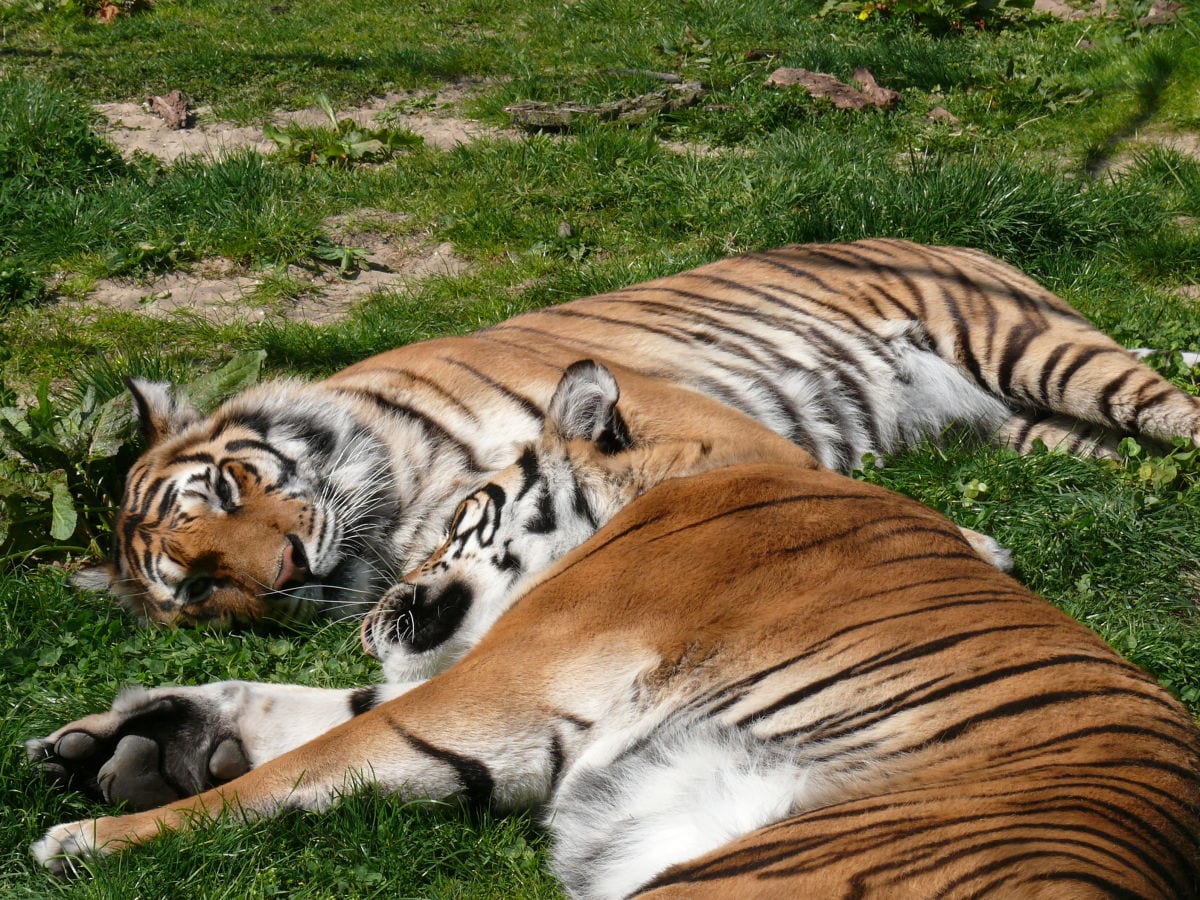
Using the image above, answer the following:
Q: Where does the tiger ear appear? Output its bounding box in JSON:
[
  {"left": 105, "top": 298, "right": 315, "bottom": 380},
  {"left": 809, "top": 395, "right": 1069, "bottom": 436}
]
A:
[
  {"left": 547, "top": 360, "right": 632, "bottom": 454},
  {"left": 70, "top": 562, "right": 117, "bottom": 594},
  {"left": 125, "top": 377, "right": 199, "bottom": 447}
]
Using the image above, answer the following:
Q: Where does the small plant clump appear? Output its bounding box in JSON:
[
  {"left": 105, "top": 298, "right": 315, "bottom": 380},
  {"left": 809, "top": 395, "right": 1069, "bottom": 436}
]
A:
[
  {"left": 264, "top": 93, "right": 423, "bottom": 167},
  {"left": 0, "top": 351, "right": 264, "bottom": 566},
  {"left": 821, "top": 0, "right": 1034, "bottom": 32}
]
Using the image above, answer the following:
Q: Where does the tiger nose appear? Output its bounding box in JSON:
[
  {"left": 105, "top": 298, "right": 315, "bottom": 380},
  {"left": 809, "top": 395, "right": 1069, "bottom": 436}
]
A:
[{"left": 274, "top": 535, "right": 310, "bottom": 590}]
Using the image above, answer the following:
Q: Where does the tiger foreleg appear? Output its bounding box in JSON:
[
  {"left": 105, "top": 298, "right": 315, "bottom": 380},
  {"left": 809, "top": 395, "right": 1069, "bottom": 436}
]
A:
[
  {"left": 32, "top": 667, "right": 563, "bottom": 877},
  {"left": 27, "top": 680, "right": 419, "bottom": 810}
]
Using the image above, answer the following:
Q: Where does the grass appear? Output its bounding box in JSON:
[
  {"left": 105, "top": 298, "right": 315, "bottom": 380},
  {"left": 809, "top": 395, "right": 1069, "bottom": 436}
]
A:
[{"left": 1, "top": 0, "right": 1199, "bottom": 895}]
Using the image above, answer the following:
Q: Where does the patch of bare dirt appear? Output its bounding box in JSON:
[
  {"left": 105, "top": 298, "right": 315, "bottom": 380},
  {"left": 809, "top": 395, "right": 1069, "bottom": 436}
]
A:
[
  {"left": 80, "top": 214, "right": 470, "bottom": 325},
  {"left": 95, "top": 85, "right": 517, "bottom": 163},
  {"left": 1092, "top": 128, "right": 1200, "bottom": 179}
]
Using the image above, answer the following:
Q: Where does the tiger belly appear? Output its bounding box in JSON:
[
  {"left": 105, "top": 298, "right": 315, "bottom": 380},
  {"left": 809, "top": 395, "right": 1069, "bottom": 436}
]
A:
[{"left": 549, "top": 716, "right": 881, "bottom": 900}]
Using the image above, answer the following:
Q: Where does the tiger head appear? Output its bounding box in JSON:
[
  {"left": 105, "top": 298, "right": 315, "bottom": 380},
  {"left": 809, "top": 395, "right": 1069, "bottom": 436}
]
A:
[
  {"left": 74, "top": 379, "right": 398, "bottom": 626},
  {"left": 361, "top": 359, "right": 802, "bottom": 682}
]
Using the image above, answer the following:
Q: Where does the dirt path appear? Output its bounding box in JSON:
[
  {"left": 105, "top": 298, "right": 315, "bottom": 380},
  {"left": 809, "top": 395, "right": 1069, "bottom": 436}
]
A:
[
  {"left": 94, "top": 89, "right": 516, "bottom": 163},
  {"left": 83, "top": 211, "right": 470, "bottom": 325}
]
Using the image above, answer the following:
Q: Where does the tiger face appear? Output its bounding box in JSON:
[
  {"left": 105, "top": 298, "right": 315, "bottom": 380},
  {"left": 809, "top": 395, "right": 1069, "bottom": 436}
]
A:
[
  {"left": 79, "top": 379, "right": 398, "bottom": 626},
  {"left": 361, "top": 360, "right": 651, "bottom": 681}
]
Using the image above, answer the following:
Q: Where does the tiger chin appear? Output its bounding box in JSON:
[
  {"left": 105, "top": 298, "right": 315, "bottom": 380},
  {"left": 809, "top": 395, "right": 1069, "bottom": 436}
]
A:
[
  {"left": 30, "top": 455, "right": 1200, "bottom": 894},
  {"left": 74, "top": 239, "right": 1200, "bottom": 627}
]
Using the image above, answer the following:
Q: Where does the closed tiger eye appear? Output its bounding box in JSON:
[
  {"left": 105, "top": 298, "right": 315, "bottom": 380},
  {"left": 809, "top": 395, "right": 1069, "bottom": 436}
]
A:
[
  {"left": 214, "top": 472, "right": 237, "bottom": 511},
  {"left": 181, "top": 576, "right": 215, "bottom": 605}
]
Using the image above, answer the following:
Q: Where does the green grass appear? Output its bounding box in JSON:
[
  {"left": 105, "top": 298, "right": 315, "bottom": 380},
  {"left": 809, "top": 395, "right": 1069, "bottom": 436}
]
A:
[{"left": 1, "top": 0, "right": 1199, "bottom": 895}]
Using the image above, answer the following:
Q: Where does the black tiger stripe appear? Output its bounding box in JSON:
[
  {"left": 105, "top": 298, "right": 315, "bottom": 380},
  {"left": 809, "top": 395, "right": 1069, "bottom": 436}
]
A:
[
  {"left": 548, "top": 733, "right": 565, "bottom": 788},
  {"left": 378, "top": 366, "right": 483, "bottom": 422},
  {"left": 514, "top": 447, "right": 540, "bottom": 501},
  {"left": 737, "top": 626, "right": 1057, "bottom": 729},
  {"left": 608, "top": 293, "right": 840, "bottom": 426},
  {"left": 930, "top": 688, "right": 1165, "bottom": 747},
  {"left": 1038, "top": 341, "right": 1074, "bottom": 403},
  {"left": 907, "top": 813, "right": 1183, "bottom": 895},
  {"left": 348, "top": 686, "right": 380, "bottom": 717},
  {"left": 1097, "top": 369, "right": 1139, "bottom": 428},
  {"left": 771, "top": 516, "right": 966, "bottom": 561},
  {"left": 211, "top": 410, "right": 274, "bottom": 439},
  {"left": 976, "top": 781, "right": 1197, "bottom": 877},
  {"left": 223, "top": 440, "right": 297, "bottom": 481},
  {"left": 540, "top": 305, "right": 819, "bottom": 443},
  {"left": 527, "top": 488, "right": 556, "bottom": 534},
  {"left": 637, "top": 490, "right": 884, "bottom": 549},
  {"left": 865, "top": 549, "right": 990, "bottom": 568},
  {"left": 168, "top": 452, "right": 218, "bottom": 468},
  {"left": 937, "top": 271, "right": 987, "bottom": 387},
  {"left": 1009, "top": 411, "right": 1042, "bottom": 450},
  {"left": 997, "top": 320, "right": 1042, "bottom": 401},
  {"left": 333, "top": 388, "right": 485, "bottom": 473},
  {"left": 932, "top": 850, "right": 1150, "bottom": 899},
  {"left": 440, "top": 358, "right": 544, "bottom": 422},
  {"left": 391, "top": 726, "right": 494, "bottom": 804},
  {"left": 1053, "top": 345, "right": 1113, "bottom": 400},
  {"left": 568, "top": 469, "right": 598, "bottom": 529}
]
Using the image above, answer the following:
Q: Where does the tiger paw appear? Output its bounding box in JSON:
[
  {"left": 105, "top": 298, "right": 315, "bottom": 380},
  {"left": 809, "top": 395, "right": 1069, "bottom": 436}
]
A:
[
  {"left": 27, "top": 687, "right": 250, "bottom": 810},
  {"left": 31, "top": 818, "right": 103, "bottom": 878}
]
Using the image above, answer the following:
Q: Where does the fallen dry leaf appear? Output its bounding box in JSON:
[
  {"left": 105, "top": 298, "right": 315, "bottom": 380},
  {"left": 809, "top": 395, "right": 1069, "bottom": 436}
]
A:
[
  {"left": 1137, "top": 0, "right": 1182, "bottom": 25},
  {"left": 96, "top": 1, "right": 121, "bottom": 23},
  {"left": 928, "top": 106, "right": 961, "bottom": 124},
  {"left": 147, "top": 90, "right": 190, "bottom": 130},
  {"left": 505, "top": 82, "right": 704, "bottom": 129}
]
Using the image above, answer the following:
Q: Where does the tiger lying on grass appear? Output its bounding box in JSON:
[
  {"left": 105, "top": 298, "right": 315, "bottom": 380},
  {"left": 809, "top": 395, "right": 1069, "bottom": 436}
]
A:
[
  {"left": 31, "top": 369, "right": 1200, "bottom": 895},
  {"left": 74, "top": 239, "right": 1200, "bottom": 626}
]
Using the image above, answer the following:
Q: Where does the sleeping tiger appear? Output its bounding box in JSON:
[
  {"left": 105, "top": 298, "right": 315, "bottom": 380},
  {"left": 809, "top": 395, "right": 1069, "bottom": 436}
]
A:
[
  {"left": 79, "top": 238, "right": 1200, "bottom": 626},
  {"left": 31, "top": 414, "right": 1200, "bottom": 894}
]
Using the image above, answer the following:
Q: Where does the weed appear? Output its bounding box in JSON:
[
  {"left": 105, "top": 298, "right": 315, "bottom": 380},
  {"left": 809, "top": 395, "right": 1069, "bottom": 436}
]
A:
[
  {"left": 309, "top": 235, "right": 371, "bottom": 276},
  {"left": 264, "top": 93, "right": 423, "bottom": 166},
  {"left": 823, "top": 0, "right": 1034, "bottom": 33},
  {"left": 0, "top": 352, "right": 264, "bottom": 566}
]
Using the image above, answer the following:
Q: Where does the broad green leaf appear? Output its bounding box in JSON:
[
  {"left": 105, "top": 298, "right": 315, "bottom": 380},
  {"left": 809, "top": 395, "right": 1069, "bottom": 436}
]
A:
[
  {"left": 346, "top": 137, "right": 384, "bottom": 158},
  {"left": 0, "top": 459, "right": 49, "bottom": 500},
  {"left": 262, "top": 123, "right": 293, "bottom": 149},
  {"left": 182, "top": 350, "right": 267, "bottom": 413},
  {"left": 48, "top": 470, "right": 77, "bottom": 541},
  {"left": 86, "top": 392, "right": 134, "bottom": 460}
]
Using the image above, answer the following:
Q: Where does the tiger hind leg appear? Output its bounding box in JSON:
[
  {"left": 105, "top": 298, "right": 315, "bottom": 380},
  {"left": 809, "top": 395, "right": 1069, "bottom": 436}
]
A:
[
  {"left": 911, "top": 247, "right": 1200, "bottom": 448},
  {"left": 995, "top": 410, "right": 1125, "bottom": 459}
]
